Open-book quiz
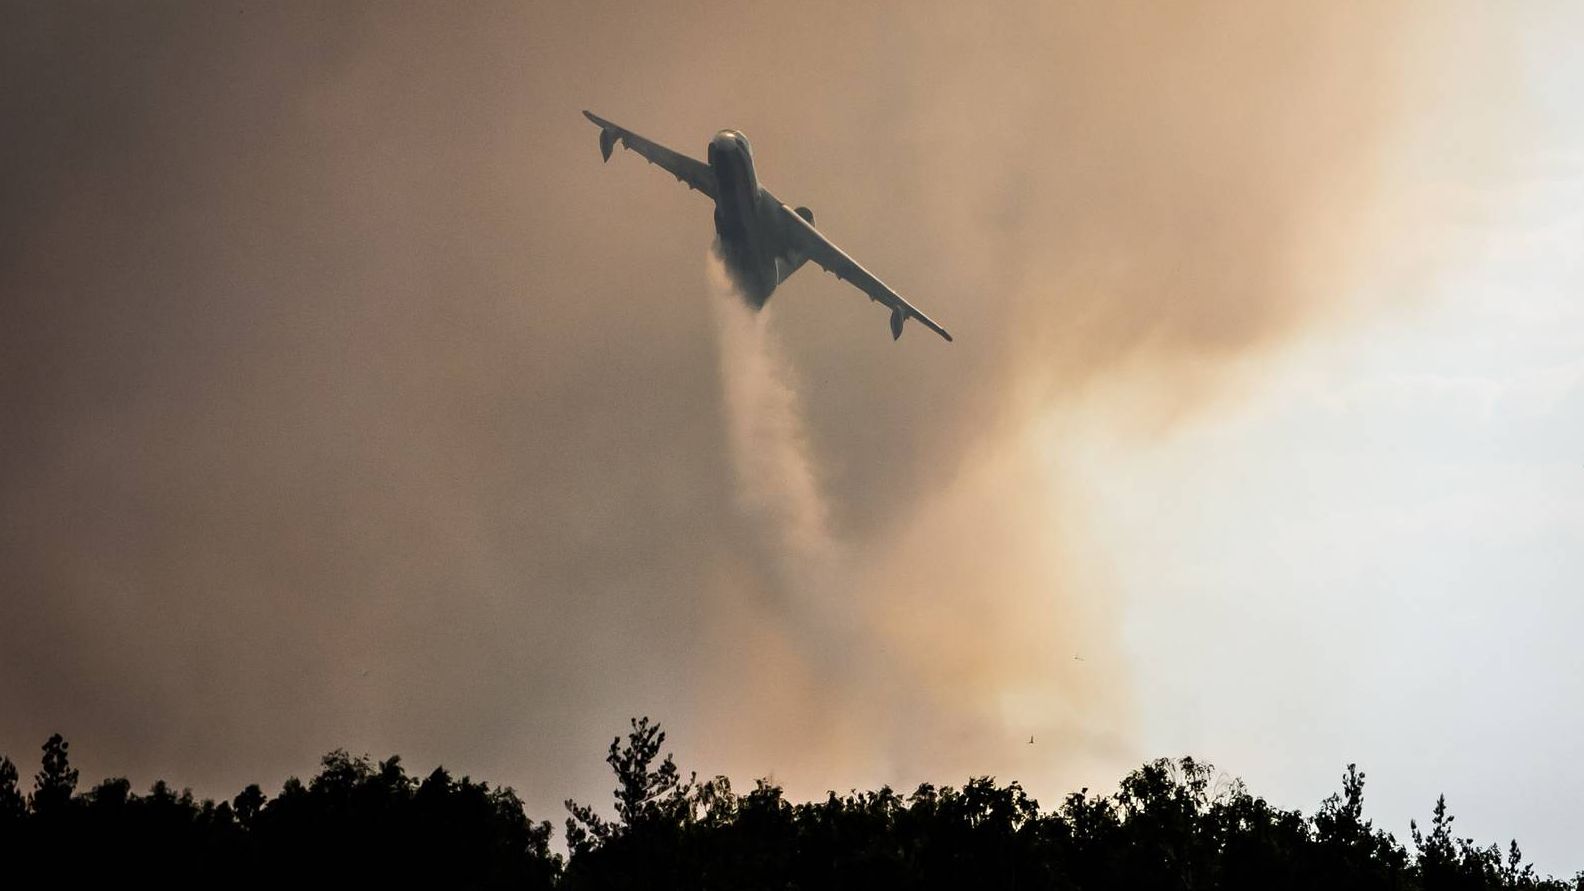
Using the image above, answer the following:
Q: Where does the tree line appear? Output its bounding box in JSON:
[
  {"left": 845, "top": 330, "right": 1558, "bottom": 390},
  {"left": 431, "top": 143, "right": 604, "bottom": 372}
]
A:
[{"left": 0, "top": 718, "right": 1576, "bottom": 890}]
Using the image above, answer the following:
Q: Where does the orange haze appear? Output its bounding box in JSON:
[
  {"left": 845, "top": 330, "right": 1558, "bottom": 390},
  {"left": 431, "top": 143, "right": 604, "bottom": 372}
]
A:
[{"left": 0, "top": 2, "right": 1486, "bottom": 815}]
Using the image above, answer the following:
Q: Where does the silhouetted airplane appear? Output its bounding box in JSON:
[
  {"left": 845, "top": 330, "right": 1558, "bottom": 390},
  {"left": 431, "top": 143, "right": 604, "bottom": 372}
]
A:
[{"left": 583, "top": 111, "right": 953, "bottom": 343}]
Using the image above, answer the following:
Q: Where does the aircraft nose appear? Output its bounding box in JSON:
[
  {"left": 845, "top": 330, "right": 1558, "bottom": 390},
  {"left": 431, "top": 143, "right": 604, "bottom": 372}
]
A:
[{"left": 711, "top": 131, "right": 738, "bottom": 152}]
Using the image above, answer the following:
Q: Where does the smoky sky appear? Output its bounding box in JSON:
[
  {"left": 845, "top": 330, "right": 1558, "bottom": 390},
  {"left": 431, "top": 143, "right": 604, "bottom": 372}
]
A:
[{"left": 2, "top": 2, "right": 1448, "bottom": 815}]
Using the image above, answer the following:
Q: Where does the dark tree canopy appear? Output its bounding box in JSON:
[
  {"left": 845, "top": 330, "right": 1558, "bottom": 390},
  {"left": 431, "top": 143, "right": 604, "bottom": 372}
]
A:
[{"left": 0, "top": 721, "right": 1576, "bottom": 890}]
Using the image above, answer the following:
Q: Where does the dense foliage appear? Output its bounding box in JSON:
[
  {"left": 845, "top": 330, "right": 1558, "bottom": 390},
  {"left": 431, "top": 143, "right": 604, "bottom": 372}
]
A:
[{"left": 0, "top": 720, "right": 1575, "bottom": 889}]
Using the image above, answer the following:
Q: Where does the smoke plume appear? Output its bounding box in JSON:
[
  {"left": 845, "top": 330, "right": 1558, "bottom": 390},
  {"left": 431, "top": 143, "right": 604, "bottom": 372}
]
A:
[
  {"left": 0, "top": 1, "right": 1500, "bottom": 817},
  {"left": 702, "top": 242, "right": 1133, "bottom": 792},
  {"left": 708, "top": 251, "right": 841, "bottom": 605}
]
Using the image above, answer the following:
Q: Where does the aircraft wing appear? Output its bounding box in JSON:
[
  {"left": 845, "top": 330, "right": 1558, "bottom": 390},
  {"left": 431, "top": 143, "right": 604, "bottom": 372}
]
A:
[
  {"left": 772, "top": 195, "right": 953, "bottom": 342},
  {"left": 583, "top": 110, "right": 717, "bottom": 200}
]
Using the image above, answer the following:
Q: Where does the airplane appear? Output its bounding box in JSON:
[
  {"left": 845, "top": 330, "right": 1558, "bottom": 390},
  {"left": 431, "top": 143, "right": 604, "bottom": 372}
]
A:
[{"left": 582, "top": 110, "right": 953, "bottom": 343}]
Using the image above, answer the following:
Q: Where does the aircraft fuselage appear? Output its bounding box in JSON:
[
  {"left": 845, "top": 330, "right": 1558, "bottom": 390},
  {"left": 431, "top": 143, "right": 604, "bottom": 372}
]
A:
[{"left": 707, "top": 130, "right": 799, "bottom": 307}]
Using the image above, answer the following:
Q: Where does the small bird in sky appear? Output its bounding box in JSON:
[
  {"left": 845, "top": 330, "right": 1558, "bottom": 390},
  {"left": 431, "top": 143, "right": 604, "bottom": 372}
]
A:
[{"left": 1028, "top": 735, "right": 1035, "bottom": 745}]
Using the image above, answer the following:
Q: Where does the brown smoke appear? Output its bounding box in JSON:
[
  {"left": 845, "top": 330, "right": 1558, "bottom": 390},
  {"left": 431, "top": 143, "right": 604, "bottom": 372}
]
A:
[
  {"left": 703, "top": 243, "right": 1128, "bottom": 794},
  {"left": 0, "top": 2, "right": 1486, "bottom": 814}
]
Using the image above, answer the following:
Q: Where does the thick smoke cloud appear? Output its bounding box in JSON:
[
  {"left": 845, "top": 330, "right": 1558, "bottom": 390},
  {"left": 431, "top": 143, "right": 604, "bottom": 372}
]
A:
[
  {"left": 0, "top": 2, "right": 1460, "bottom": 813},
  {"left": 705, "top": 244, "right": 1128, "bottom": 790}
]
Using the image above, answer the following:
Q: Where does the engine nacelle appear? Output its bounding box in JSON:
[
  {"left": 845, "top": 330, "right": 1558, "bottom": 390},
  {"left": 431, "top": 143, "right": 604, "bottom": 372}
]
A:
[{"left": 890, "top": 306, "right": 906, "bottom": 340}]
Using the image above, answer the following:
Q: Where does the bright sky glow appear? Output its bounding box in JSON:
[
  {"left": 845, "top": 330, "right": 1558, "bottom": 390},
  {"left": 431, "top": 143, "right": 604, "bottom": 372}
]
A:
[{"left": 1062, "top": 16, "right": 1583, "bottom": 871}]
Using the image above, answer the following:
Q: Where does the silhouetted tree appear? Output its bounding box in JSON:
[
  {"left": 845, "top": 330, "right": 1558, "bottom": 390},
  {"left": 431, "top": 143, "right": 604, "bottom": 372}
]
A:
[
  {"left": 232, "top": 783, "right": 266, "bottom": 827},
  {"left": 31, "top": 733, "right": 77, "bottom": 817},
  {"left": 564, "top": 716, "right": 701, "bottom": 888},
  {"left": 1309, "top": 763, "right": 1407, "bottom": 889},
  {"left": 0, "top": 756, "right": 25, "bottom": 824},
  {"left": 2, "top": 724, "right": 1578, "bottom": 890}
]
